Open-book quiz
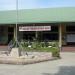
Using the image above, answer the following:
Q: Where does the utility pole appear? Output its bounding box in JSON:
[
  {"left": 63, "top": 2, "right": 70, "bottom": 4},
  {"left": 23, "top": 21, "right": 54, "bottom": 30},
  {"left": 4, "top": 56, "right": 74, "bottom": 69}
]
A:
[
  {"left": 9, "top": 0, "right": 21, "bottom": 57},
  {"left": 16, "top": 0, "right": 18, "bottom": 47}
]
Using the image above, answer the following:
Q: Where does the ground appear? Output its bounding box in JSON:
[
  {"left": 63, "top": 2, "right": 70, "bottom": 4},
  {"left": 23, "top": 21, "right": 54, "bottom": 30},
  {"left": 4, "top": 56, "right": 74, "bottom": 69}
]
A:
[{"left": 0, "top": 52, "right": 75, "bottom": 75}]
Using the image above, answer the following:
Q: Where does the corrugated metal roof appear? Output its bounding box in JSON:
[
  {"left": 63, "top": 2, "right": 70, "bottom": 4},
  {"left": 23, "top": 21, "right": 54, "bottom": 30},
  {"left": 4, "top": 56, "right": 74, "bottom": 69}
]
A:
[{"left": 0, "top": 7, "right": 75, "bottom": 24}]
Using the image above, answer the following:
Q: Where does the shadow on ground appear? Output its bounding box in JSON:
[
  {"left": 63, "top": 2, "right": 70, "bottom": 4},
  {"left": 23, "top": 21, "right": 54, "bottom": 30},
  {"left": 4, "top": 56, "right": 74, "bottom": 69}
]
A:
[{"left": 42, "top": 66, "right": 75, "bottom": 75}]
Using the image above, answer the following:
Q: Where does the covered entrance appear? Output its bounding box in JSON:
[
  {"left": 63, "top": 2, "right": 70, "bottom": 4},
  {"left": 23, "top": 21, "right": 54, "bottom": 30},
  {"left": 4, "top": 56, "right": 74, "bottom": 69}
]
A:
[{"left": 0, "top": 23, "right": 75, "bottom": 49}]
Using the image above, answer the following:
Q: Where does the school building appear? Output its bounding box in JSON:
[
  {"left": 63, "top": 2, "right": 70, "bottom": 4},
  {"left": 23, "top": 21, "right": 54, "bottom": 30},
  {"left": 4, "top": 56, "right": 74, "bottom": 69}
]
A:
[{"left": 0, "top": 7, "right": 75, "bottom": 49}]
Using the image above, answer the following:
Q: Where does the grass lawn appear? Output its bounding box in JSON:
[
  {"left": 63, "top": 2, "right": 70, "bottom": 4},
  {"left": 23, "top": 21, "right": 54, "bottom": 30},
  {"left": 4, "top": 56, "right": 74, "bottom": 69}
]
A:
[{"left": 22, "top": 47, "right": 59, "bottom": 52}]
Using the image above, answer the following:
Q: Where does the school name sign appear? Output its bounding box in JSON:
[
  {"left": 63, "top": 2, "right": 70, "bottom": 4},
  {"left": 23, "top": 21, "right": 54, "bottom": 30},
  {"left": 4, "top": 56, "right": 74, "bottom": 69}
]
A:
[{"left": 19, "top": 26, "right": 51, "bottom": 31}]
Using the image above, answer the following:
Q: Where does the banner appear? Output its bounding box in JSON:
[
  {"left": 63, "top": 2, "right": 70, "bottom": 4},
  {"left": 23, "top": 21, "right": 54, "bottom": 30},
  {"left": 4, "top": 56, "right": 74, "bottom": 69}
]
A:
[{"left": 19, "top": 26, "right": 51, "bottom": 31}]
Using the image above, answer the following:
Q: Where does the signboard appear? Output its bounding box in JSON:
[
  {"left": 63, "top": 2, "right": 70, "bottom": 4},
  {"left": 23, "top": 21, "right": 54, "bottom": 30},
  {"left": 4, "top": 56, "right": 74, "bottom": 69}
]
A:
[{"left": 19, "top": 26, "right": 51, "bottom": 31}]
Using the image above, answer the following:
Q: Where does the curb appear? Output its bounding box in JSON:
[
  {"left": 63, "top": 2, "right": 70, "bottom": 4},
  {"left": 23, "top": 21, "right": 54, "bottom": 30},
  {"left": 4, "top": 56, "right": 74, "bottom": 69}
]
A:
[{"left": 0, "top": 57, "right": 59, "bottom": 65}]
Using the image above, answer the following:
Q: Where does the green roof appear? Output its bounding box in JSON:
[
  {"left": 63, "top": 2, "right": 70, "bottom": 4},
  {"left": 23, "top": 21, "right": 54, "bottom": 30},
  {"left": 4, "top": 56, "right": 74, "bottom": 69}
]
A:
[{"left": 0, "top": 7, "right": 75, "bottom": 24}]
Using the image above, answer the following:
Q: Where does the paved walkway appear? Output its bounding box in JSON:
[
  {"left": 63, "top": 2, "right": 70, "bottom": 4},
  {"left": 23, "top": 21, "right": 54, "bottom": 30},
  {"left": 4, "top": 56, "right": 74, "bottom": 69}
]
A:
[{"left": 0, "top": 52, "right": 75, "bottom": 75}]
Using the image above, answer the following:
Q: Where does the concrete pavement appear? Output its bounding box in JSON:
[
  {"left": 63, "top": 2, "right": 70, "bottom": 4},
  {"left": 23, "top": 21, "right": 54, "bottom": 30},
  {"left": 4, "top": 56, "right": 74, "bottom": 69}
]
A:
[{"left": 0, "top": 52, "right": 75, "bottom": 75}]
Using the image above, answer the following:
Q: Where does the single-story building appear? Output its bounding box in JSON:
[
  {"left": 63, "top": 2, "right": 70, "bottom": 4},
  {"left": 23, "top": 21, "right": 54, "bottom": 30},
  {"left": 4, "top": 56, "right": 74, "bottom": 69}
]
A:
[{"left": 0, "top": 7, "right": 75, "bottom": 48}]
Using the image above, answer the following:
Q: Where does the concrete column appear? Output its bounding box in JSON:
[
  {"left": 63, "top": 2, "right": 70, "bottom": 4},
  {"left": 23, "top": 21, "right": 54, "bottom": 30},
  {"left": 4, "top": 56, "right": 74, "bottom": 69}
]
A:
[
  {"left": 35, "top": 31, "right": 38, "bottom": 39},
  {"left": 62, "top": 25, "right": 66, "bottom": 45},
  {"left": 59, "top": 24, "right": 62, "bottom": 51},
  {"left": 14, "top": 26, "right": 18, "bottom": 41},
  {"left": 14, "top": 26, "right": 23, "bottom": 41}
]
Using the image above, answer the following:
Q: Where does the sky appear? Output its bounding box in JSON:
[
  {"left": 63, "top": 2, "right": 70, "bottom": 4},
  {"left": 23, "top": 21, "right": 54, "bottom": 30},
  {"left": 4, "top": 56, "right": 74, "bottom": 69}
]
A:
[{"left": 0, "top": 0, "right": 75, "bottom": 10}]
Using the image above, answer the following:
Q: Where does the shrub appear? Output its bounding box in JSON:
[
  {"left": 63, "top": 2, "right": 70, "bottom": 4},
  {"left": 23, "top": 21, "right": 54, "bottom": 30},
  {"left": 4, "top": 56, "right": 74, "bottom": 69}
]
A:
[
  {"left": 52, "top": 49, "right": 60, "bottom": 58},
  {"left": 40, "top": 42, "right": 45, "bottom": 47},
  {"left": 32, "top": 41, "right": 41, "bottom": 49}
]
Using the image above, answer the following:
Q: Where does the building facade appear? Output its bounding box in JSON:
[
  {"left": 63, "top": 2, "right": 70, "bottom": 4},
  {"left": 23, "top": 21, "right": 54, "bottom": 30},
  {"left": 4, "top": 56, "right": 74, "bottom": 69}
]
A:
[{"left": 0, "top": 7, "right": 75, "bottom": 48}]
